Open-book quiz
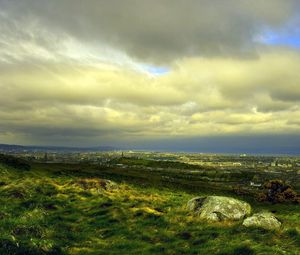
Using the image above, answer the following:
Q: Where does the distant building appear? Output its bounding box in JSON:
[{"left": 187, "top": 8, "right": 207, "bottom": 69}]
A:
[
  {"left": 250, "top": 181, "right": 262, "bottom": 187},
  {"left": 271, "top": 161, "right": 278, "bottom": 167}
]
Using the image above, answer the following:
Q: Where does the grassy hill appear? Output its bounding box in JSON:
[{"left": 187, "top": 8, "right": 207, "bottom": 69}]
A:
[{"left": 0, "top": 160, "right": 300, "bottom": 254}]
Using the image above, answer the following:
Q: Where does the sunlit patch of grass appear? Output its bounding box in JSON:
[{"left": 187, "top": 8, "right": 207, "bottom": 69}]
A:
[{"left": 130, "top": 206, "right": 163, "bottom": 216}]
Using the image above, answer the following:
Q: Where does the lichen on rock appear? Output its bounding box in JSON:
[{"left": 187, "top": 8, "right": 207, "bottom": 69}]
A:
[
  {"left": 187, "top": 196, "right": 251, "bottom": 222},
  {"left": 243, "top": 212, "right": 281, "bottom": 230}
]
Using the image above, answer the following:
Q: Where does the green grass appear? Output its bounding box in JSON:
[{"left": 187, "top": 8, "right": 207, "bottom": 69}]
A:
[{"left": 0, "top": 163, "right": 299, "bottom": 255}]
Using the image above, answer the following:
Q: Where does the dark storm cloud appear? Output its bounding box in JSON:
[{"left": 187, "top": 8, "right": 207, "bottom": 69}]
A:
[{"left": 1, "top": 0, "right": 299, "bottom": 62}]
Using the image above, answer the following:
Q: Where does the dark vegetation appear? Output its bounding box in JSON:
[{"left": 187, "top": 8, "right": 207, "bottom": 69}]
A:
[
  {"left": 109, "top": 157, "right": 209, "bottom": 170},
  {"left": 0, "top": 154, "right": 31, "bottom": 171},
  {"left": 257, "top": 179, "right": 300, "bottom": 204},
  {"left": 0, "top": 155, "right": 299, "bottom": 254}
]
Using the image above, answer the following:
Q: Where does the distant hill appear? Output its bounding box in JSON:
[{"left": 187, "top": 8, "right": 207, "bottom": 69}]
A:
[{"left": 0, "top": 143, "right": 118, "bottom": 153}]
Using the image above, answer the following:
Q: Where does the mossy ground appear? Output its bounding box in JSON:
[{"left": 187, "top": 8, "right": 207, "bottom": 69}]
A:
[{"left": 0, "top": 163, "right": 299, "bottom": 255}]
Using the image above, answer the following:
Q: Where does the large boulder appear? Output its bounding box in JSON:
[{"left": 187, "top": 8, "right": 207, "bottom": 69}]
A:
[
  {"left": 187, "top": 196, "right": 251, "bottom": 222},
  {"left": 243, "top": 212, "right": 281, "bottom": 230}
]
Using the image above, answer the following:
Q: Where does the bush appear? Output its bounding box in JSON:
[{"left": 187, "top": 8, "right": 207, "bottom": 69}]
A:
[{"left": 256, "top": 179, "right": 299, "bottom": 203}]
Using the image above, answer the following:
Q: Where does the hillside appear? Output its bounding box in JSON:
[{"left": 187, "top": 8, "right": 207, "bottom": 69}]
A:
[{"left": 0, "top": 161, "right": 300, "bottom": 254}]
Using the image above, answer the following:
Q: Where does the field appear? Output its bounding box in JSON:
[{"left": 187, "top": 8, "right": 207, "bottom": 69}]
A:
[{"left": 0, "top": 160, "right": 300, "bottom": 255}]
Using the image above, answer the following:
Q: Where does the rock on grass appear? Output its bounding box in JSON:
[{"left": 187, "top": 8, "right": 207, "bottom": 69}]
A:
[
  {"left": 187, "top": 196, "right": 251, "bottom": 222},
  {"left": 243, "top": 212, "right": 281, "bottom": 231}
]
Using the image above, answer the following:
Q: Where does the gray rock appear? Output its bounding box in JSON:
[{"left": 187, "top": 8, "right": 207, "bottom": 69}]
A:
[
  {"left": 243, "top": 212, "right": 281, "bottom": 230},
  {"left": 187, "top": 196, "right": 251, "bottom": 222}
]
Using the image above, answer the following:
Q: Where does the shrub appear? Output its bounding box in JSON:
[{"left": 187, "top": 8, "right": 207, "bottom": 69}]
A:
[{"left": 256, "top": 179, "right": 299, "bottom": 203}]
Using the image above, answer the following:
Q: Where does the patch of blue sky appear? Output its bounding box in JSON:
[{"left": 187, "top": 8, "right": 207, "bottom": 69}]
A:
[
  {"left": 142, "top": 64, "right": 170, "bottom": 75},
  {"left": 255, "top": 29, "right": 300, "bottom": 49}
]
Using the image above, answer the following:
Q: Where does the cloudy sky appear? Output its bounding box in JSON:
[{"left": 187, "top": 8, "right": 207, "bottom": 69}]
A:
[{"left": 1, "top": 0, "right": 300, "bottom": 153}]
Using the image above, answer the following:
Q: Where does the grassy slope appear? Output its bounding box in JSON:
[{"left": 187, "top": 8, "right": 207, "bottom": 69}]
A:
[{"left": 0, "top": 163, "right": 300, "bottom": 255}]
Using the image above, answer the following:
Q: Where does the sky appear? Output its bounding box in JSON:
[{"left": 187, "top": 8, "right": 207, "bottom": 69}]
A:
[{"left": 1, "top": 0, "right": 300, "bottom": 153}]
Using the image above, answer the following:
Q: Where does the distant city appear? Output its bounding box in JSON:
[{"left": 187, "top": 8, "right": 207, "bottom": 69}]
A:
[{"left": 1, "top": 143, "right": 300, "bottom": 191}]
